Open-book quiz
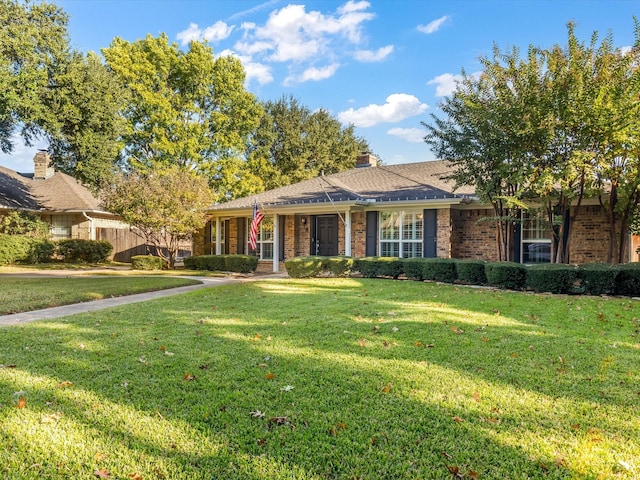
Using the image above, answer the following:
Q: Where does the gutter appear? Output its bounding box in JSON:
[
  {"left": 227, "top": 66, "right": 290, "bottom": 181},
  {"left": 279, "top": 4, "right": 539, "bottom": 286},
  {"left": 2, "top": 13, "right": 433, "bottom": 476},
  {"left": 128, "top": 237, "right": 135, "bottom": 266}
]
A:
[{"left": 81, "top": 211, "right": 95, "bottom": 240}]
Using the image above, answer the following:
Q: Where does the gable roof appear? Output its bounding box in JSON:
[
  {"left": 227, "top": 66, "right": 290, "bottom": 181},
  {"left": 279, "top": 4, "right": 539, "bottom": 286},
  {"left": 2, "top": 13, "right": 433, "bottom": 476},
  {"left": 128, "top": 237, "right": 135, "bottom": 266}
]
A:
[
  {"left": 0, "top": 165, "right": 106, "bottom": 213},
  {"left": 212, "top": 160, "right": 475, "bottom": 212}
]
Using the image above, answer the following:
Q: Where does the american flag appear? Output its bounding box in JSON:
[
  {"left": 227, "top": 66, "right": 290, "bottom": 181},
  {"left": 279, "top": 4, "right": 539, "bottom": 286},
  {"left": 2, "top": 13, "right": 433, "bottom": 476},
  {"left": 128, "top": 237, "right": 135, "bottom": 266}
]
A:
[{"left": 249, "top": 201, "right": 264, "bottom": 251}]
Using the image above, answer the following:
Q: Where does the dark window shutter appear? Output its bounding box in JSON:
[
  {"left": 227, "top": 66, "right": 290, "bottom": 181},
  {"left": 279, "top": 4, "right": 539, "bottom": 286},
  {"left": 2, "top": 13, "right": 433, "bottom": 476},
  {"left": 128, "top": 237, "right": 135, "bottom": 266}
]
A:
[
  {"left": 237, "top": 217, "right": 245, "bottom": 254},
  {"left": 279, "top": 215, "right": 286, "bottom": 260},
  {"left": 512, "top": 211, "right": 521, "bottom": 263},
  {"left": 366, "top": 211, "right": 378, "bottom": 257},
  {"left": 204, "top": 221, "right": 212, "bottom": 255},
  {"left": 224, "top": 220, "right": 230, "bottom": 254},
  {"left": 423, "top": 209, "right": 437, "bottom": 258}
]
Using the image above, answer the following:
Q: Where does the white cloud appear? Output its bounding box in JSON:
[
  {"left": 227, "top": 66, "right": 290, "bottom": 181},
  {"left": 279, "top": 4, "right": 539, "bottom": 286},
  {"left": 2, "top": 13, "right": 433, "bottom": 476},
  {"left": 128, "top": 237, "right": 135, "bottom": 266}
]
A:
[
  {"left": 387, "top": 127, "right": 425, "bottom": 143},
  {"left": 228, "top": 0, "right": 281, "bottom": 21},
  {"left": 176, "top": 21, "right": 234, "bottom": 45},
  {"left": 337, "top": 93, "right": 428, "bottom": 128},
  {"left": 218, "top": 50, "right": 273, "bottom": 86},
  {"left": 353, "top": 45, "right": 393, "bottom": 62},
  {"left": 285, "top": 63, "right": 340, "bottom": 85},
  {"left": 427, "top": 73, "right": 463, "bottom": 97},
  {"left": 417, "top": 15, "right": 450, "bottom": 34},
  {"left": 620, "top": 45, "right": 632, "bottom": 55}
]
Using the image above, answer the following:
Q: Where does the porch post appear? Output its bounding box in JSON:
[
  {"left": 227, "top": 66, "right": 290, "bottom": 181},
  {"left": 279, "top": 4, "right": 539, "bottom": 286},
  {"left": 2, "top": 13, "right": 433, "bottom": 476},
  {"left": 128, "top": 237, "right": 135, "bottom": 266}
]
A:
[
  {"left": 215, "top": 217, "right": 222, "bottom": 255},
  {"left": 272, "top": 213, "right": 279, "bottom": 272},
  {"left": 345, "top": 210, "right": 352, "bottom": 257}
]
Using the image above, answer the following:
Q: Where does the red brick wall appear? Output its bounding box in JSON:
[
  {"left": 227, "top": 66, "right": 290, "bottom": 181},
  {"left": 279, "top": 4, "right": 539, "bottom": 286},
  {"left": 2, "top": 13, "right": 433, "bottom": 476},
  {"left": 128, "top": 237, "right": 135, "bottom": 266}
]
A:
[
  {"left": 451, "top": 208, "right": 500, "bottom": 261},
  {"left": 351, "top": 211, "right": 367, "bottom": 258},
  {"left": 436, "top": 208, "right": 452, "bottom": 258},
  {"left": 569, "top": 205, "right": 630, "bottom": 264}
]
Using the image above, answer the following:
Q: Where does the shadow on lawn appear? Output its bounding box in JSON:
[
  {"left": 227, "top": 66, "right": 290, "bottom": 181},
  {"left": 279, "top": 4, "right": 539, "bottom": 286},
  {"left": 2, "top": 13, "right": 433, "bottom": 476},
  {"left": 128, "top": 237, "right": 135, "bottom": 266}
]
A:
[{"left": 0, "top": 278, "right": 638, "bottom": 479}]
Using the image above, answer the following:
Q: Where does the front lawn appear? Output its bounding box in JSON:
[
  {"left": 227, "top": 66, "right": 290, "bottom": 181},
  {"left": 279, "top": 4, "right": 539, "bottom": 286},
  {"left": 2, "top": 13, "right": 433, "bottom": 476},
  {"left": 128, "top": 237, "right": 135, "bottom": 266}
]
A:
[
  {"left": 0, "top": 278, "right": 638, "bottom": 479},
  {"left": 0, "top": 276, "right": 201, "bottom": 314}
]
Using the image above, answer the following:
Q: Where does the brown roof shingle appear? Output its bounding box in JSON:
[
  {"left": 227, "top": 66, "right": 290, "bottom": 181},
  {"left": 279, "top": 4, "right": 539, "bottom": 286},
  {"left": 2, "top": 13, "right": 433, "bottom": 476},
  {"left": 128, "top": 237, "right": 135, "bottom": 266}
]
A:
[
  {"left": 212, "top": 160, "right": 475, "bottom": 211},
  {"left": 0, "top": 166, "right": 103, "bottom": 212}
]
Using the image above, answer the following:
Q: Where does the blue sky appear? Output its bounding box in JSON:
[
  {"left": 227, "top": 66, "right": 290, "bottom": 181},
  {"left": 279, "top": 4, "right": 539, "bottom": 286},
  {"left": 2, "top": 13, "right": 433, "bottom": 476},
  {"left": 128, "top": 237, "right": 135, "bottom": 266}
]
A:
[{"left": 2, "top": 0, "right": 638, "bottom": 172}]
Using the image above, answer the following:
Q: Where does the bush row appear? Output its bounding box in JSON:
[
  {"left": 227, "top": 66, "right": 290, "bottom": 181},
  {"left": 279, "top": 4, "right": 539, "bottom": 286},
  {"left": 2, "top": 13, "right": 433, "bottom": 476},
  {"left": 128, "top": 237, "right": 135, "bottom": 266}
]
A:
[
  {"left": 183, "top": 254, "right": 258, "bottom": 274},
  {"left": 0, "top": 235, "right": 113, "bottom": 265},
  {"left": 283, "top": 256, "right": 640, "bottom": 296}
]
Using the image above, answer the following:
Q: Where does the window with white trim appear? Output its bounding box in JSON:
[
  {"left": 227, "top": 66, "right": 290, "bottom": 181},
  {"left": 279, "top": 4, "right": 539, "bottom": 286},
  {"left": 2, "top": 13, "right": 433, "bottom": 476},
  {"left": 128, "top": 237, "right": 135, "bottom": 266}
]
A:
[
  {"left": 211, "top": 220, "right": 225, "bottom": 254},
  {"left": 521, "top": 211, "right": 551, "bottom": 263},
  {"left": 247, "top": 216, "right": 273, "bottom": 260},
  {"left": 380, "top": 210, "right": 423, "bottom": 258},
  {"left": 50, "top": 215, "right": 72, "bottom": 240}
]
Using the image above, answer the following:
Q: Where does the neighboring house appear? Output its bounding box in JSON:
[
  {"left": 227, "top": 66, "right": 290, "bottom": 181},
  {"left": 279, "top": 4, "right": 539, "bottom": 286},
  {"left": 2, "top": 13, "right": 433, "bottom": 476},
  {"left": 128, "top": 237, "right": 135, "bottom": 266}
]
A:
[
  {"left": 0, "top": 151, "right": 148, "bottom": 262},
  {"left": 197, "top": 153, "right": 638, "bottom": 273}
]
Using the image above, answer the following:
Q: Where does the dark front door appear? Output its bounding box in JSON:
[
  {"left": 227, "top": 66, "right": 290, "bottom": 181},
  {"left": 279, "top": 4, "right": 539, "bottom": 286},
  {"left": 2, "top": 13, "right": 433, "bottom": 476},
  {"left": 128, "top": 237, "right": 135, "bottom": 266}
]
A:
[{"left": 316, "top": 215, "right": 339, "bottom": 256}]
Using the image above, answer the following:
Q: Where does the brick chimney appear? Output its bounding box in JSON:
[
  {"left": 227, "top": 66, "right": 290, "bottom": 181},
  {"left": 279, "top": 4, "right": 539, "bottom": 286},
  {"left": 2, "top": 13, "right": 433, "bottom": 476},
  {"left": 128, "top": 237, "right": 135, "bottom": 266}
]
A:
[
  {"left": 33, "top": 150, "right": 55, "bottom": 179},
  {"left": 356, "top": 151, "right": 378, "bottom": 168}
]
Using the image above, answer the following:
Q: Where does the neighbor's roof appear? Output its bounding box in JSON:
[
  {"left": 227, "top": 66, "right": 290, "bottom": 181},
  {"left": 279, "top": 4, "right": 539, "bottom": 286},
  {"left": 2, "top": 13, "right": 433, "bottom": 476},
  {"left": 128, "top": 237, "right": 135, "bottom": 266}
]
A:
[
  {"left": 211, "top": 160, "right": 475, "bottom": 212},
  {"left": 0, "top": 165, "right": 105, "bottom": 212}
]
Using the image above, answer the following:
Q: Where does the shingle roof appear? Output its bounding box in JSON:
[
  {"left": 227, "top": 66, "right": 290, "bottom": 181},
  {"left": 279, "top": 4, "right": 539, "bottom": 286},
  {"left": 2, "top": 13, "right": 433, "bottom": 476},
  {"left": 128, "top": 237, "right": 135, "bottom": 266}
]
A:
[
  {"left": 212, "top": 160, "right": 475, "bottom": 211},
  {"left": 0, "top": 166, "right": 104, "bottom": 212}
]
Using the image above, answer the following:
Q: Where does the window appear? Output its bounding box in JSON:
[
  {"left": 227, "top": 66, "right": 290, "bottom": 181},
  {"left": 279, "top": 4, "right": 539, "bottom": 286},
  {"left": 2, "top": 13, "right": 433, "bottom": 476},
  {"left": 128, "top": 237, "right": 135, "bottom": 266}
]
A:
[
  {"left": 521, "top": 211, "right": 551, "bottom": 263},
  {"left": 50, "top": 215, "right": 72, "bottom": 240},
  {"left": 380, "top": 210, "right": 423, "bottom": 258},
  {"left": 247, "top": 216, "right": 273, "bottom": 260},
  {"left": 211, "top": 220, "right": 225, "bottom": 254}
]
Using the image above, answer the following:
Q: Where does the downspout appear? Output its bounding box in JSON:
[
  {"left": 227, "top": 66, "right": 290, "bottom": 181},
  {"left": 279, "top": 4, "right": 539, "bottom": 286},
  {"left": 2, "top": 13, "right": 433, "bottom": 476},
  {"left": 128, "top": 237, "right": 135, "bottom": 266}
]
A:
[{"left": 82, "top": 211, "right": 95, "bottom": 240}]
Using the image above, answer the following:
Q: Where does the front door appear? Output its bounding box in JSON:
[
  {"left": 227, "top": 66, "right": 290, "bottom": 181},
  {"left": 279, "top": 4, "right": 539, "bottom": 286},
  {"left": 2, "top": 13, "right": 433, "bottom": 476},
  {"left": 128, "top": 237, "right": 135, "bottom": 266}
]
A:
[{"left": 315, "top": 215, "right": 339, "bottom": 256}]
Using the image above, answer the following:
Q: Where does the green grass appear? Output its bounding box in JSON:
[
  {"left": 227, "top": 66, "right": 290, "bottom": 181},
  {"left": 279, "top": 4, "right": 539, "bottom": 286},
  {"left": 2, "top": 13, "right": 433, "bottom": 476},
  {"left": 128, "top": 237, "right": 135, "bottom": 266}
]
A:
[
  {"left": 0, "top": 278, "right": 639, "bottom": 479},
  {"left": 0, "top": 277, "right": 201, "bottom": 314}
]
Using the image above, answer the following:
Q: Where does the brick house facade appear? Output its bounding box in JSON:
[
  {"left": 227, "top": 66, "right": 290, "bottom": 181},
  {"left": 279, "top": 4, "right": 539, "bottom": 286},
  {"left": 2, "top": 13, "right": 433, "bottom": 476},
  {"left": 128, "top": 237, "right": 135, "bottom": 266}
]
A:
[{"left": 197, "top": 155, "right": 635, "bottom": 272}]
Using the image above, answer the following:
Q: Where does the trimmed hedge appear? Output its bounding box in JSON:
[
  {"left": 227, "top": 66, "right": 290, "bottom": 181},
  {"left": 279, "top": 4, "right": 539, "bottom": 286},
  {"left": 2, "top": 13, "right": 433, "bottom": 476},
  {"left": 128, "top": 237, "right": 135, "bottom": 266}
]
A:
[
  {"left": 420, "top": 258, "right": 457, "bottom": 283},
  {"left": 485, "top": 262, "right": 527, "bottom": 290},
  {"left": 577, "top": 263, "right": 618, "bottom": 296},
  {"left": 455, "top": 260, "right": 487, "bottom": 285},
  {"left": 526, "top": 264, "right": 578, "bottom": 294},
  {"left": 614, "top": 263, "right": 640, "bottom": 296},
  {"left": 284, "top": 256, "right": 354, "bottom": 278},
  {"left": 0, "top": 235, "right": 55, "bottom": 265},
  {"left": 183, "top": 254, "right": 258, "bottom": 274},
  {"left": 56, "top": 239, "right": 113, "bottom": 263},
  {"left": 131, "top": 255, "right": 165, "bottom": 270},
  {"left": 354, "top": 257, "right": 403, "bottom": 279}
]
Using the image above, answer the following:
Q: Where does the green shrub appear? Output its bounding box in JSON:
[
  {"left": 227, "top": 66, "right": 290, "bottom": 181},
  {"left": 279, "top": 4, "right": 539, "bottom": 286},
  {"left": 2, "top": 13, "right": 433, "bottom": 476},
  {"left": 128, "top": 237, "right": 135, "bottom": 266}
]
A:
[
  {"left": 225, "top": 255, "right": 258, "bottom": 273},
  {"left": 420, "top": 258, "right": 457, "bottom": 283},
  {"left": 402, "top": 258, "right": 426, "bottom": 281},
  {"left": 577, "top": 263, "right": 618, "bottom": 296},
  {"left": 285, "top": 256, "right": 324, "bottom": 278},
  {"left": 0, "top": 234, "right": 34, "bottom": 264},
  {"left": 614, "top": 263, "right": 640, "bottom": 296},
  {"left": 354, "top": 257, "right": 402, "bottom": 279},
  {"left": 56, "top": 239, "right": 112, "bottom": 263},
  {"left": 324, "top": 256, "right": 355, "bottom": 277},
  {"left": 26, "top": 239, "right": 55, "bottom": 264},
  {"left": 526, "top": 264, "right": 578, "bottom": 294},
  {"left": 131, "top": 255, "right": 165, "bottom": 270},
  {"left": 184, "top": 254, "right": 226, "bottom": 271},
  {"left": 455, "top": 260, "right": 487, "bottom": 285},
  {"left": 485, "top": 262, "right": 527, "bottom": 290}
]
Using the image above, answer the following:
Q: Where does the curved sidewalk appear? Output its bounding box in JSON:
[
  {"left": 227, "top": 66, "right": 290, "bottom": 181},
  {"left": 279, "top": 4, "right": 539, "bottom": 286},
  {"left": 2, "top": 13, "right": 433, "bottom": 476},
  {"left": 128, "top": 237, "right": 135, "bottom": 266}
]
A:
[{"left": 0, "top": 274, "right": 283, "bottom": 327}]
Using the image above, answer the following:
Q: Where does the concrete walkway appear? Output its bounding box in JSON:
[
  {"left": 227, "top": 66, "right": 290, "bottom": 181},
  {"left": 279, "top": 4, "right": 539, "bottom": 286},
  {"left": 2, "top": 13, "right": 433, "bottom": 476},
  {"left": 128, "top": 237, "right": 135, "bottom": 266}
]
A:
[{"left": 0, "top": 271, "right": 287, "bottom": 327}]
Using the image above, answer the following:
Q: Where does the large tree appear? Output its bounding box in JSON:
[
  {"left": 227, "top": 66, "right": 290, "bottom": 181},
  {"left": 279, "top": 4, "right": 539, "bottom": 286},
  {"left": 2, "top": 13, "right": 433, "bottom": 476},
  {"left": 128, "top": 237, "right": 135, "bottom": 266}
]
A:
[
  {"left": 0, "top": 0, "right": 70, "bottom": 152},
  {"left": 42, "top": 52, "right": 126, "bottom": 191},
  {"left": 101, "top": 165, "right": 214, "bottom": 269},
  {"left": 247, "top": 95, "right": 370, "bottom": 191},
  {"left": 102, "top": 34, "right": 263, "bottom": 180}
]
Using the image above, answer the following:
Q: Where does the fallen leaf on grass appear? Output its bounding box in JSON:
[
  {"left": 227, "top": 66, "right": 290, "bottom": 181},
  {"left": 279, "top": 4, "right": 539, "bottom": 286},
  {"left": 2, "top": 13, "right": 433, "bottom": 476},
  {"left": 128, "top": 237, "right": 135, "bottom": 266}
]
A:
[
  {"left": 0, "top": 364, "right": 16, "bottom": 369},
  {"left": 94, "top": 468, "right": 110, "bottom": 479},
  {"left": 280, "top": 385, "right": 294, "bottom": 392},
  {"left": 128, "top": 474, "right": 143, "bottom": 480},
  {"left": 358, "top": 338, "right": 368, "bottom": 347},
  {"left": 472, "top": 391, "right": 480, "bottom": 402},
  {"left": 446, "top": 465, "right": 463, "bottom": 478},
  {"left": 328, "top": 422, "right": 347, "bottom": 435},
  {"left": 381, "top": 383, "right": 392, "bottom": 393},
  {"left": 56, "top": 380, "right": 73, "bottom": 388},
  {"left": 467, "top": 470, "right": 479, "bottom": 479},
  {"left": 452, "top": 416, "right": 464, "bottom": 423},
  {"left": 451, "top": 326, "right": 464, "bottom": 334},
  {"left": 250, "top": 410, "right": 265, "bottom": 418},
  {"left": 15, "top": 397, "right": 26, "bottom": 409},
  {"left": 183, "top": 373, "right": 196, "bottom": 381},
  {"left": 265, "top": 372, "right": 276, "bottom": 379}
]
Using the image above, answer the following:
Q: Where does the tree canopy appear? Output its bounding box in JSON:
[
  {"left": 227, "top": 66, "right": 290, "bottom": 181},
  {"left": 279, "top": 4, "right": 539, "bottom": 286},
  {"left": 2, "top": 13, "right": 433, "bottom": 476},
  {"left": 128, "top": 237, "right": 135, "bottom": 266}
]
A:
[
  {"left": 424, "top": 21, "right": 640, "bottom": 263},
  {"left": 101, "top": 165, "right": 214, "bottom": 268}
]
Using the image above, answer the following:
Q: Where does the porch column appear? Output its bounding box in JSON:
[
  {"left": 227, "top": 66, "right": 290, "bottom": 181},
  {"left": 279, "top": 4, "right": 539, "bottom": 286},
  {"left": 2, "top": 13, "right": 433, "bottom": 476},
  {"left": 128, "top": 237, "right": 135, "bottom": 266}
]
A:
[
  {"left": 215, "top": 217, "right": 222, "bottom": 255},
  {"left": 345, "top": 210, "right": 352, "bottom": 257},
  {"left": 272, "top": 213, "right": 279, "bottom": 272}
]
